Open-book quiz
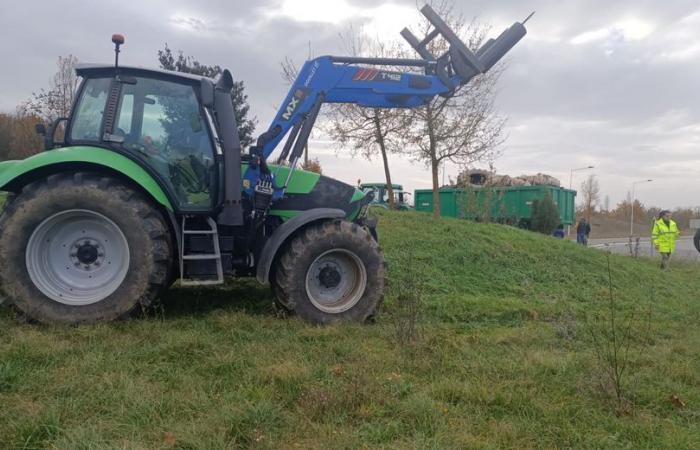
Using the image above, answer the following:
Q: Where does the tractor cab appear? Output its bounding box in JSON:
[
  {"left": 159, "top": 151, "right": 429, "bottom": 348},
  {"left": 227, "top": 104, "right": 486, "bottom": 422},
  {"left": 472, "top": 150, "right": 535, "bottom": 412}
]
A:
[{"left": 54, "top": 65, "right": 222, "bottom": 212}]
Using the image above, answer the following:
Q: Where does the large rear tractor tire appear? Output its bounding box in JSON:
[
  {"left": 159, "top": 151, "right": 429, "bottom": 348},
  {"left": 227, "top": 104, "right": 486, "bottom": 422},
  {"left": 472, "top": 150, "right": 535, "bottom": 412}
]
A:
[
  {"left": 273, "top": 220, "right": 386, "bottom": 324},
  {"left": 0, "top": 172, "right": 172, "bottom": 324},
  {"left": 694, "top": 229, "right": 700, "bottom": 254}
]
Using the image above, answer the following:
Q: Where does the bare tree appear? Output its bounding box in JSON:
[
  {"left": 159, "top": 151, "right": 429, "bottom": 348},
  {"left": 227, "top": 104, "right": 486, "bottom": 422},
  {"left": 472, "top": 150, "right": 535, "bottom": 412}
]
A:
[
  {"left": 329, "top": 30, "right": 415, "bottom": 209},
  {"left": 610, "top": 192, "right": 646, "bottom": 224},
  {"left": 403, "top": 1, "right": 506, "bottom": 218},
  {"left": 328, "top": 106, "right": 410, "bottom": 209},
  {"left": 604, "top": 194, "right": 610, "bottom": 213},
  {"left": 580, "top": 174, "right": 600, "bottom": 219},
  {"left": 21, "top": 55, "right": 80, "bottom": 123}
]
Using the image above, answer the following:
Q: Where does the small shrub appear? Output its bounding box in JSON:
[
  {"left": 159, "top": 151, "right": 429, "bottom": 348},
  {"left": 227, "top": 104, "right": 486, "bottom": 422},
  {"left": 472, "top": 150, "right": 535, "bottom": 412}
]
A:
[
  {"left": 531, "top": 192, "right": 560, "bottom": 234},
  {"left": 585, "top": 255, "right": 653, "bottom": 414},
  {"left": 627, "top": 236, "right": 641, "bottom": 258},
  {"left": 552, "top": 309, "right": 578, "bottom": 342},
  {"left": 390, "top": 251, "right": 424, "bottom": 347}
]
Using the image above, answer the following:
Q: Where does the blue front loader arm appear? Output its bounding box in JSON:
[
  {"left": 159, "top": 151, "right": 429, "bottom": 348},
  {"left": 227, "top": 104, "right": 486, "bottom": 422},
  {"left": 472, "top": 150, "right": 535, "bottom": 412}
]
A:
[
  {"left": 260, "top": 57, "right": 454, "bottom": 160},
  {"left": 244, "top": 4, "right": 531, "bottom": 199}
]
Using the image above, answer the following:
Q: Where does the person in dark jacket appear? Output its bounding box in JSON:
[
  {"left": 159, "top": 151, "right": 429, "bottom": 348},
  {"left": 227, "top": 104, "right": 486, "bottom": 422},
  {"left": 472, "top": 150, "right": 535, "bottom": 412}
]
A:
[
  {"left": 553, "top": 224, "right": 566, "bottom": 238},
  {"left": 576, "top": 218, "right": 591, "bottom": 245}
]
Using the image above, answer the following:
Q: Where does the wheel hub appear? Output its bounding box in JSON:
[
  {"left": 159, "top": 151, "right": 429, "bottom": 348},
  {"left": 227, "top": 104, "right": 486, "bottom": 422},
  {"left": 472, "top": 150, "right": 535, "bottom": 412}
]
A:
[
  {"left": 305, "top": 249, "right": 368, "bottom": 314},
  {"left": 74, "top": 240, "right": 103, "bottom": 267},
  {"left": 318, "top": 264, "right": 342, "bottom": 289}
]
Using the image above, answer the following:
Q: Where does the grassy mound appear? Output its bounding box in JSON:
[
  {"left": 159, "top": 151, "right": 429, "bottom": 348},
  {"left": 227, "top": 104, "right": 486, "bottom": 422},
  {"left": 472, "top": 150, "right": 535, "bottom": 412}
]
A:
[{"left": 0, "top": 211, "right": 698, "bottom": 448}]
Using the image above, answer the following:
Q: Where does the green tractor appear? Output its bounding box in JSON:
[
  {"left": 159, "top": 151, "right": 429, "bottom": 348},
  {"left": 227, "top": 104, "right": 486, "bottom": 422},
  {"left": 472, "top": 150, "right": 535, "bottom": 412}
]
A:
[
  {"left": 359, "top": 183, "right": 412, "bottom": 210},
  {"left": 0, "top": 6, "right": 528, "bottom": 324},
  {"left": 0, "top": 50, "right": 386, "bottom": 325}
]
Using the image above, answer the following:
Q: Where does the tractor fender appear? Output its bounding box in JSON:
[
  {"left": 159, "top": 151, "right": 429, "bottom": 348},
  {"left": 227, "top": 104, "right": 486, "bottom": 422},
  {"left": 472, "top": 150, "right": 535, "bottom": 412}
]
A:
[
  {"left": 256, "top": 208, "right": 346, "bottom": 284},
  {"left": 0, "top": 146, "right": 173, "bottom": 211}
]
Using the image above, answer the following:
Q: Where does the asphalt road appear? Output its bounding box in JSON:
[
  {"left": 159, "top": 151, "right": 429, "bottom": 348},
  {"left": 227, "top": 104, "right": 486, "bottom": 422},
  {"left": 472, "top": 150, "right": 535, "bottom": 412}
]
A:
[{"left": 589, "top": 236, "right": 700, "bottom": 262}]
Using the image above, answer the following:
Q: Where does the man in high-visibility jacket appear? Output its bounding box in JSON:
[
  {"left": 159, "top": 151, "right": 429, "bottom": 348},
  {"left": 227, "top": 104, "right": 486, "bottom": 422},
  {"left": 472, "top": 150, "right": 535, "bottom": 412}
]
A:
[{"left": 651, "top": 210, "right": 680, "bottom": 269}]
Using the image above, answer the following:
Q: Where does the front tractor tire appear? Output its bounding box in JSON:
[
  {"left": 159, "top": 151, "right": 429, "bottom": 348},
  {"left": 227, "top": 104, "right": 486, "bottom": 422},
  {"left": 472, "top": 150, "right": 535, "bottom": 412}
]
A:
[
  {"left": 273, "top": 220, "right": 386, "bottom": 324},
  {"left": 0, "top": 173, "right": 172, "bottom": 324}
]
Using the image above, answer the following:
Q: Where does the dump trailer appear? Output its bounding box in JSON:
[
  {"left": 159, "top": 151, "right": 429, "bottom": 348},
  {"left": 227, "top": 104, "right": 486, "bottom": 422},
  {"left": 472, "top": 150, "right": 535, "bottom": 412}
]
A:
[
  {"left": 0, "top": 5, "right": 529, "bottom": 324},
  {"left": 414, "top": 185, "right": 576, "bottom": 227}
]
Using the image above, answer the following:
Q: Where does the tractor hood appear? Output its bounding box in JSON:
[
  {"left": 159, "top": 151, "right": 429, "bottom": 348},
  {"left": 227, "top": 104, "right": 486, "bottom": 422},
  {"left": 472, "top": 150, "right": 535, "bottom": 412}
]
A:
[{"left": 265, "top": 165, "right": 369, "bottom": 221}]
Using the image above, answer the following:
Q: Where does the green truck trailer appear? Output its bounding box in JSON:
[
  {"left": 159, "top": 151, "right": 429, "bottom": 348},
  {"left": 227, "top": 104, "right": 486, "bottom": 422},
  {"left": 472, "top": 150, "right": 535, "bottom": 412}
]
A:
[{"left": 414, "top": 185, "right": 576, "bottom": 227}]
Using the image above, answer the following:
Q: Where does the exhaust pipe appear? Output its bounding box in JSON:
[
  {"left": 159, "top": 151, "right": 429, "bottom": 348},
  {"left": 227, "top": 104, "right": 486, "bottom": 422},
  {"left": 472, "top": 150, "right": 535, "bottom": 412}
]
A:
[{"left": 215, "top": 70, "right": 244, "bottom": 226}]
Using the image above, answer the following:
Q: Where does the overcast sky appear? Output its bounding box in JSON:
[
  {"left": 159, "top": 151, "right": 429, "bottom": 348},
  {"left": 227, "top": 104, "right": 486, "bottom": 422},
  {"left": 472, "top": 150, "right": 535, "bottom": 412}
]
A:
[{"left": 1, "top": 0, "right": 699, "bottom": 209}]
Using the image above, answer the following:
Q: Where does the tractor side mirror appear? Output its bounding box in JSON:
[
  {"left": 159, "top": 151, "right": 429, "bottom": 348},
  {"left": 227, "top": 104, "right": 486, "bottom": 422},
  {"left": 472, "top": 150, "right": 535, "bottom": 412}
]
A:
[
  {"left": 43, "top": 118, "right": 68, "bottom": 150},
  {"left": 52, "top": 118, "right": 68, "bottom": 146},
  {"left": 201, "top": 79, "right": 215, "bottom": 108}
]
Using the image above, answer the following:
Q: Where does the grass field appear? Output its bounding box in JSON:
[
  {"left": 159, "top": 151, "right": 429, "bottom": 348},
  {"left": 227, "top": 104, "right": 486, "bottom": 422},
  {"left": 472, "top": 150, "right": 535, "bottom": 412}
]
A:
[{"left": 1, "top": 210, "right": 698, "bottom": 449}]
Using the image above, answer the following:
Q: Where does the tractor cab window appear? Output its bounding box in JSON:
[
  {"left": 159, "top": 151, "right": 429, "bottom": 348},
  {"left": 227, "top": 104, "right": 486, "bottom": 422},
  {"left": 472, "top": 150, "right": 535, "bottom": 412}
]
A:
[
  {"left": 70, "top": 78, "right": 111, "bottom": 142},
  {"left": 114, "top": 77, "right": 215, "bottom": 209}
]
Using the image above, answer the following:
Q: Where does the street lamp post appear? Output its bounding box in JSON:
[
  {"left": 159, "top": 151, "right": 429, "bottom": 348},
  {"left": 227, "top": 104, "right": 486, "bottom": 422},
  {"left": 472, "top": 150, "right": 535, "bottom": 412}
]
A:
[
  {"left": 569, "top": 165, "right": 595, "bottom": 189},
  {"left": 568, "top": 165, "right": 595, "bottom": 235},
  {"left": 630, "top": 179, "right": 653, "bottom": 236}
]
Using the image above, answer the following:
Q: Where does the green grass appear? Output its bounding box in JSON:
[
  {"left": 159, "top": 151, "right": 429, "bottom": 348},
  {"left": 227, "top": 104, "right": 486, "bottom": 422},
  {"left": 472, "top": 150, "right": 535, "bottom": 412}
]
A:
[
  {"left": 1, "top": 211, "right": 699, "bottom": 449},
  {"left": 0, "top": 192, "right": 6, "bottom": 210}
]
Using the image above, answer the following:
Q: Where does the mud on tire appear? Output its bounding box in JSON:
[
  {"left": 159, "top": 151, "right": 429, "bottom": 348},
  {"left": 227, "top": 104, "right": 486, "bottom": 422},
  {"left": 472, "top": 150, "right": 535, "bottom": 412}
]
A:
[
  {"left": 0, "top": 172, "right": 172, "bottom": 324},
  {"left": 273, "top": 219, "right": 386, "bottom": 324}
]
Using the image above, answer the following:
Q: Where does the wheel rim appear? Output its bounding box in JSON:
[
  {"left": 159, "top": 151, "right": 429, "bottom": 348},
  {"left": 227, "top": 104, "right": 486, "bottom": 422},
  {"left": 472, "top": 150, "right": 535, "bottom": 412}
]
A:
[
  {"left": 26, "top": 209, "right": 130, "bottom": 306},
  {"left": 305, "top": 249, "right": 367, "bottom": 314}
]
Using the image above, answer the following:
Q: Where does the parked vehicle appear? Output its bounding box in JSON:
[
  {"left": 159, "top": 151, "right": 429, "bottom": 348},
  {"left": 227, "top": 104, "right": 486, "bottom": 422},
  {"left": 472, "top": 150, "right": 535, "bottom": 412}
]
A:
[
  {"left": 360, "top": 183, "right": 412, "bottom": 210},
  {"left": 414, "top": 185, "right": 576, "bottom": 228}
]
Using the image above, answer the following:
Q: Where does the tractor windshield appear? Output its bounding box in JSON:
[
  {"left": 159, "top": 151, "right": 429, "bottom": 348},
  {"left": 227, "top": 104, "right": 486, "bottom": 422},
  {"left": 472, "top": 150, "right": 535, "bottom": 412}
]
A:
[
  {"left": 114, "top": 77, "right": 216, "bottom": 209},
  {"left": 70, "top": 78, "right": 111, "bottom": 142}
]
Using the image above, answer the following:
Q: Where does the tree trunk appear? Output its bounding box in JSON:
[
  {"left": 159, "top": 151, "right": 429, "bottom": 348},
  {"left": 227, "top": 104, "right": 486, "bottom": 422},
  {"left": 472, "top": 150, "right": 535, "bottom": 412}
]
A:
[
  {"left": 373, "top": 113, "right": 395, "bottom": 209},
  {"left": 379, "top": 145, "right": 395, "bottom": 209},
  {"left": 426, "top": 105, "right": 440, "bottom": 218},
  {"left": 431, "top": 156, "right": 440, "bottom": 219}
]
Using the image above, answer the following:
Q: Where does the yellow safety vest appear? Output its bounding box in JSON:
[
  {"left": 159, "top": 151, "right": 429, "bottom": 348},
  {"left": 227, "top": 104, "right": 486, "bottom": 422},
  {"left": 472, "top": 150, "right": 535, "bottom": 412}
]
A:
[{"left": 651, "top": 219, "right": 680, "bottom": 253}]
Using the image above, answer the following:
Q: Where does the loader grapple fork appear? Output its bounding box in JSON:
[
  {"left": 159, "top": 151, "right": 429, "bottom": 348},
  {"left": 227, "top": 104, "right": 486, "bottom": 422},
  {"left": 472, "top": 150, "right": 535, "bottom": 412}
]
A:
[{"left": 401, "top": 5, "right": 530, "bottom": 94}]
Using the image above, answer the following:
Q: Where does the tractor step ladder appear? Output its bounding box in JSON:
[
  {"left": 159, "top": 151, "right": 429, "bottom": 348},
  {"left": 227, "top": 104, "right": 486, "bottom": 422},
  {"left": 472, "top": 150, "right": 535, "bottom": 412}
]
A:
[{"left": 180, "top": 216, "right": 224, "bottom": 286}]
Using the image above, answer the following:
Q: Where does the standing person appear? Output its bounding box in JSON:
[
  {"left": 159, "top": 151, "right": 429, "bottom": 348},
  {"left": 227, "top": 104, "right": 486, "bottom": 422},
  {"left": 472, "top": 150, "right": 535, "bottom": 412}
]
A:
[
  {"left": 652, "top": 210, "right": 680, "bottom": 269},
  {"left": 576, "top": 218, "right": 591, "bottom": 246}
]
